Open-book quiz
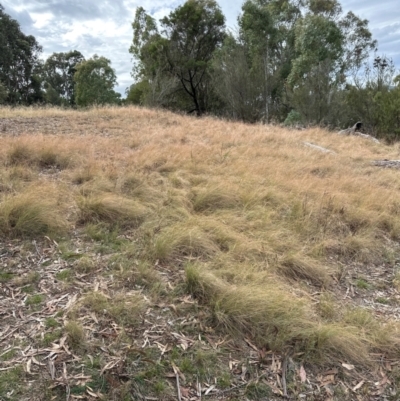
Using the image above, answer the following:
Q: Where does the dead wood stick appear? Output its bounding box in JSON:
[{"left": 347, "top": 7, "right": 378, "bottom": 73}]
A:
[
  {"left": 303, "top": 141, "right": 336, "bottom": 154},
  {"left": 282, "top": 354, "right": 288, "bottom": 398},
  {"left": 176, "top": 372, "right": 181, "bottom": 401}
]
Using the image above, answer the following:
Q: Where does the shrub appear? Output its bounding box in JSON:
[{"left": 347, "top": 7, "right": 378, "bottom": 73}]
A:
[{"left": 284, "top": 110, "right": 303, "bottom": 126}]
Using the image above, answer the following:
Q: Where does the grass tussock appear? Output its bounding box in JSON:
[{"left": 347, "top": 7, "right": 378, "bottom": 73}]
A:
[
  {"left": 279, "top": 255, "right": 333, "bottom": 287},
  {"left": 6, "top": 140, "right": 74, "bottom": 170},
  {"left": 153, "top": 216, "right": 245, "bottom": 263},
  {"left": 185, "top": 265, "right": 398, "bottom": 365},
  {"left": 154, "top": 227, "right": 218, "bottom": 261},
  {"left": 153, "top": 223, "right": 220, "bottom": 262},
  {"left": 309, "top": 324, "right": 370, "bottom": 365},
  {"left": 0, "top": 185, "right": 68, "bottom": 238},
  {"left": 77, "top": 193, "right": 148, "bottom": 228},
  {"left": 65, "top": 321, "right": 86, "bottom": 352},
  {"left": 192, "top": 185, "right": 241, "bottom": 212},
  {"left": 71, "top": 162, "right": 100, "bottom": 185}
]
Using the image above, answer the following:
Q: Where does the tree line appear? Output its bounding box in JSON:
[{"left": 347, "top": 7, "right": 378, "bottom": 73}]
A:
[
  {"left": 0, "top": 4, "right": 120, "bottom": 107},
  {"left": 1, "top": 1, "right": 400, "bottom": 140}
]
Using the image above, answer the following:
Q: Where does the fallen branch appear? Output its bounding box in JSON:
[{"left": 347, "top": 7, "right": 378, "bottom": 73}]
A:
[
  {"left": 172, "top": 362, "right": 182, "bottom": 401},
  {"left": 372, "top": 160, "right": 400, "bottom": 169},
  {"left": 303, "top": 142, "right": 336, "bottom": 154},
  {"left": 338, "top": 121, "right": 363, "bottom": 135},
  {"left": 176, "top": 373, "right": 181, "bottom": 401},
  {"left": 281, "top": 354, "right": 288, "bottom": 398},
  {"left": 338, "top": 122, "right": 379, "bottom": 143},
  {"left": 354, "top": 133, "right": 380, "bottom": 143}
]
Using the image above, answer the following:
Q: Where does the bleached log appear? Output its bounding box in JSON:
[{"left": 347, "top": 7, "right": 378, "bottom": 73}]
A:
[
  {"left": 303, "top": 142, "right": 336, "bottom": 154},
  {"left": 338, "top": 121, "right": 380, "bottom": 143},
  {"left": 372, "top": 160, "right": 400, "bottom": 169}
]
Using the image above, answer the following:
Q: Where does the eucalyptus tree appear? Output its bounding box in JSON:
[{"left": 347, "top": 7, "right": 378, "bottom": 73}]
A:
[
  {"left": 130, "top": 0, "right": 226, "bottom": 115},
  {"left": 211, "top": 34, "right": 267, "bottom": 122},
  {"left": 236, "top": 0, "right": 303, "bottom": 121},
  {"left": 43, "top": 50, "right": 85, "bottom": 106},
  {"left": 0, "top": 81, "right": 7, "bottom": 103},
  {"left": 0, "top": 4, "right": 43, "bottom": 104},
  {"left": 74, "top": 55, "right": 120, "bottom": 107},
  {"left": 233, "top": 0, "right": 376, "bottom": 124}
]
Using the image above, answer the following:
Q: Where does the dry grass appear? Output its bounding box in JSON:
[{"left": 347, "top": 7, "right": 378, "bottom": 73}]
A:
[
  {"left": 278, "top": 254, "right": 332, "bottom": 287},
  {"left": 2, "top": 105, "right": 400, "bottom": 375},
  {"left": 185, "top": 264, "right": 393, "bottom": 366},
  {"left": 77, "top": 193, "right": 148, "bottom": 228},
  {"left": 65, "top": 321, "right": 86, "bottom": 352},
  {"left": 0, "top": 184, "right": 69, "bottom": 238}
]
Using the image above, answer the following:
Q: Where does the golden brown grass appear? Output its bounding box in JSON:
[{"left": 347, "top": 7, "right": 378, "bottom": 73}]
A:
[
  {"left": 2, "top": 105, "right": 400, "bottom": 367},
  {"left": 77, "top": 193, "right": 148, "bottom": 227},
  {"left": 0, "top": 184, "right": 69, "bottom": 238},
  {"left": 185, "top": 264, "right": 372, "bottom": 365}
]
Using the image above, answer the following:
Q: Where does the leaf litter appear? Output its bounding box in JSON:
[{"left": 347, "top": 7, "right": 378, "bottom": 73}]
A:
[{"left": 2, "top": 237, "right": 397, "bottom": 400}]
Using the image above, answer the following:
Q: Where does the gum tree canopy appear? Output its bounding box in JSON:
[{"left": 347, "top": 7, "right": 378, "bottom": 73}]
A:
[
  {"left": 74, "top": 55, "right": 121, "bottom": 107},
  {"left": 43, "top": 51, "right": 85, "bottom": 106},
  {"left": 213, "top": 0, "right": 376, "bottom": 123},
  {"left": 130, "top": 0, "right": 226, "bottom": 115},
  {"left": 0, "top": 4, "right": 42, "bottom": 104}
]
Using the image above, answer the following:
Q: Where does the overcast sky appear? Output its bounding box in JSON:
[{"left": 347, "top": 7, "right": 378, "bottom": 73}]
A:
[{"left": 2, "top": 0, "right": 399, "bottom": 96}]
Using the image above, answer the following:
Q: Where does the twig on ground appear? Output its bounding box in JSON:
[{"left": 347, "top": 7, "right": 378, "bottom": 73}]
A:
[
  {"left": 176, "top": 372, "right": 181, "bottom": 401},
  {"left": 282, "top": 354, "right": 288, "bottom": 398}
]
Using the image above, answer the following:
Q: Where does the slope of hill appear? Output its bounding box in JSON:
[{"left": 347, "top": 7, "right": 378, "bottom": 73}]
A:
[{"left": 1, "top": 106, "right": 400, "bottom": 400}]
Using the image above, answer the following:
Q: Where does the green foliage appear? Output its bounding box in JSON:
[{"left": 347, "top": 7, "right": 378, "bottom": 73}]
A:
[
  {"left": 287, "top": 59, "right": 345, "bottom": 124},
  {"left": 44, "top": 83, "right": 62, "bottom": 105},
  {"left": 130, "top": 0, "right": 225, "bottom": 115},
  {"left": 74, "top": 55, "right": 121, "bottom": 107},
  {"left": 65, "top": 321, "right": 86, "bottom": 351},
  {"left": 284, "top": 110, "right": 303, "bottom": 126},
  {"left": 288, "top": 14, "right": 344, "bottom": 87},
  {"left": 125, "top": 80, "right": 150, "bottom": 105},
  {"left": 356, "top": 278, "right": 371, "bottom": 290},
  {"left": 0, "top": 366, "right": 25, "bottom": 399},
  {"left": 45, "top": 317, "right": 60, "bottom": 328},
  {"left": 56, "top": 269, "right": 73, "bottom": 282},
  {"left": 41, "top": 329, "right": 63, "bottom": 346},
  {"left": 245, "top": 382, "right": 273, "bottom": 399},
  {"left": 211, "top": 35, "right": 266, "bottom": 122},
  {"left": 212, "top": 0, "right": 376, "bottom": 125},
  {"left": 0, "top": 81, "right": 8, "bottom": 104},
  {"left": 0, "top": 271, "right": 13, "bottom": 282},
  {"left": 375, "top": 297, "right": 390, "bottom": 305},
  {"left": 43, "top": 50, "right": 85, "bottom": 106},
  {"left": 372, "top": 87, "right": 400, "bottom": 140},
  {"left": 345, "top": 56, "right": 400, "bottom": 140},
  {"left": 0, "top": 5, "right": 43, "bottom": 104},
  {"left": 26, "top": 294, "right": 44, "bottom": 305},
  {"left": 127, "top": 0, "right": 383, "bottom": 129}
]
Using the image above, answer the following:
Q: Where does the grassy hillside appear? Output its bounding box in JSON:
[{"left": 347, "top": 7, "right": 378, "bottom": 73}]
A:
[{"left": 1, "top": 106, "right": 400, "bottom": 400}]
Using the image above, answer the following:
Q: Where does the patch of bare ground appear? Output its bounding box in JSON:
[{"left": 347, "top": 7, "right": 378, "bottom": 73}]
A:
[{"left": 1, "top": 106, "right": 400, "bottom": 400}]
